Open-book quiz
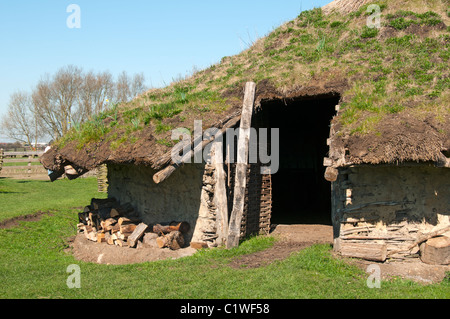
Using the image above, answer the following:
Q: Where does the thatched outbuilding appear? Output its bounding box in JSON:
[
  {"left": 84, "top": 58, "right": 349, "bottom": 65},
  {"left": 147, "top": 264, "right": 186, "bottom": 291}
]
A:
[{"left": 41, "top": 0, "right": 450, "bottom": 263}]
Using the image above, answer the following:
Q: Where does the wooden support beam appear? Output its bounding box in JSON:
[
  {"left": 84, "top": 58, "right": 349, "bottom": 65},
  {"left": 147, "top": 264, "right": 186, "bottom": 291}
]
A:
[
  {"left": 226, "top": 82, "right": 256, "bottom": 249},
  {"left": 152, "top": 114, "right": 241, "bottom": 184},
  {"left": 339, "top": 242, "right": 387, "bottom": 262},
  {"left": 212, "top": 140, "right": 228, "bottom": 246},
  {"left": 153, "top": 164, "right": 178, "bottom": 184}
]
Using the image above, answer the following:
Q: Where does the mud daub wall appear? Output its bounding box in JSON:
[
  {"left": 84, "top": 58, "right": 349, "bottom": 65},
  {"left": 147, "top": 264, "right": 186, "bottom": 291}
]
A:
[
  {"left": 107, "top": 163, "right": 217, "bottom": 244},
  {"left": 333, "top": 165, "right": 450, "bottom": 259}
]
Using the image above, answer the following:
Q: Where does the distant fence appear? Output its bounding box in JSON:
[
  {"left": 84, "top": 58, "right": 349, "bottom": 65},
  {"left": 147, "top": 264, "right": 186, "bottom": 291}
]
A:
[
  {"left": 0, "top": 152, "right": 47, "bottom": 180},
  {"left": 3, "top": 151, "right": 44, "bottom": 158},
  {"left": 0, "top": 149, "right": 107, "bottom": 190}
]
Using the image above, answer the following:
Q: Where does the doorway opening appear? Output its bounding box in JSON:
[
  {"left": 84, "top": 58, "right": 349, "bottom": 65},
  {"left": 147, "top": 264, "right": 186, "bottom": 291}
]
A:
[{"left": 255, "top": 94, "right": 339, "bottom": 226}]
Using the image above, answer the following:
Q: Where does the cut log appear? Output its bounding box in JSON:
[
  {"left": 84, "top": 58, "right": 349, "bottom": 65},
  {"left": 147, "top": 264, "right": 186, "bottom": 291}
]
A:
[
  {"left": 78, "top": 212, "right": 89, "bottom": 225},
  {"left": 420, "top": 236, "right": 450, "bottom": 265},
  {"left": 324, "top": 167, "right": 339, "bottom": 182},
  {"left": 115, "top": 239, "right": 127, "bottom": 247},
  {"left": 156, "top": 231, "right": 185, "bottom": 250},
  {"left": 90, "top": 198, "right": 117, "bottom": 210},
  {"left": 83, "top": 225, "right": 94, "bottom": 239},
  {"left": 153, "top": 165, "right": 177, "bottom": 184},
  {"left": 118, "top": 231, "right": 133, "bottom": 240},
  {"left": 101, "top": 218, "right": 118, "bottom": 231},
  {"left": 387, "top": 225, "right": 450, "bottom": 257},
  {"left": 88, "top": 212, "right": 101, "bottom": 230},
  {"left": 227, "top": 82, "right": 256, "bottom": 249},
  {"left": 190, "top": 242, "right": 209, "bottom": 249},
  {"left": 83, "top": 205, "right": 92, "bottom": 213},
  {"left": 110, "top": 224, "right": 120, "bottom": 233},
  {"left": 83, "top": 225, "right": 97, "bottom": 242},
  {"left": 106, "top": 233, "right": 114, "bottom": 245},
  {"left": 97, "top": 232, "right": 106, "bottom": 243},
  {"left": 64, "top": 165, "right": 78, "bottom": 176},
  {"left": 169, "top": 221, "right": 191, "bottom": 234},
  {"left": 76, "top": 223, "right": 85, "bottom": 232},
  {"left": 118, "top": 217, "right": 140, "bottom": 226},
  {"left": 339, "top": 242, "right": 387, "bottom": 262},
  {"left": 127, "top": 223, "right": 148, "bottom": 248},
  {"left": 152, "top": 222, "right": 190, "bottom": 235},
  {"left": 120, "top": 223, "right": 137, "bottom": 234},
  {"left": 142, "top": 233, "right": 159, "bottom": 248}
]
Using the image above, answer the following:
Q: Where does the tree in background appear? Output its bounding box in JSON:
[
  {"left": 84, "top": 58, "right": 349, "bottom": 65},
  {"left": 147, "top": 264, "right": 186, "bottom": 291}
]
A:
[
  {"left": 0, "top": 91, "right": 43, "bottom": 149},
  {"left": 115, "top": 71, "right": 146, "bottom": 103},
  {"left": 1, "top": 65, "right": 148, "bottom": 144}
]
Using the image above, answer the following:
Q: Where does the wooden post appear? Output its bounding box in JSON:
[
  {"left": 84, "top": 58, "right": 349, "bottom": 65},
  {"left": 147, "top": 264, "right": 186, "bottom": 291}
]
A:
[
  {"left": 212, "top": 140, "right": 228, "bottom": 246},
  {"left": 0, "top": 148, "right": 3, "bottom": 174},
  {"left": 226, "top": 82, "right": 256, "bottom": 249},
  {"left": 28, "top": 155, "right": 32, "bottom": 178}
]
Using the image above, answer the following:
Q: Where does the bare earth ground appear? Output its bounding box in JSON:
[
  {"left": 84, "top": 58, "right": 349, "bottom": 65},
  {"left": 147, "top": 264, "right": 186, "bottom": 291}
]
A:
[{"left": 68, "top": 234, "right": 197, "bottom": 265}]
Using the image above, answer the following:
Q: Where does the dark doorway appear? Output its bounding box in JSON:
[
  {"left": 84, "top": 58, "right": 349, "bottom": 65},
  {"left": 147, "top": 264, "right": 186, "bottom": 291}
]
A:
[{"left": 255, "top": 94, "right": 339, "bottom": 225}]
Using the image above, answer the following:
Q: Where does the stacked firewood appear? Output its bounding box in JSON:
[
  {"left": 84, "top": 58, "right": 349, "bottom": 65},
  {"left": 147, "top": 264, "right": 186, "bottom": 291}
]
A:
[{"left": 77, "top": 198, "right": 190, "bottom": 250}]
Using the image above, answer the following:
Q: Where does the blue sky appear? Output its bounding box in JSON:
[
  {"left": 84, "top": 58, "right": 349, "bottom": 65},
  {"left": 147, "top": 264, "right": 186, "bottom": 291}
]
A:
[{"left": 0, "top": 0, "right": 332, "bottom": 141}]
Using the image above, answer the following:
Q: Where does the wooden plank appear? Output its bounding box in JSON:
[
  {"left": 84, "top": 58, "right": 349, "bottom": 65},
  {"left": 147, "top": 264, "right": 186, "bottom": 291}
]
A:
[
  {"left": 226, "top": 82, "right": 256, "bottom": 249},
  {"left": 127, "top": 223, "right": 148, "bottom": 248},
  {"left": 212, "top": 140, "right": 228, "bottom": 246},
  {"left": 339, "top": 242, "right": 387, "bottom": 262}
]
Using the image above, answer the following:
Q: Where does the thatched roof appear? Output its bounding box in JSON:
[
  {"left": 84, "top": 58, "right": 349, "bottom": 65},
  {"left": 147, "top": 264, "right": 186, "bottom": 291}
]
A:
[{"left": 41, "top": 0, "right": 450, "bottom": 178}]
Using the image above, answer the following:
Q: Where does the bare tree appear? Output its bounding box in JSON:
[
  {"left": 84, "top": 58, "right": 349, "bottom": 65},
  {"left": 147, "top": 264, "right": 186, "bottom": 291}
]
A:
[
  {"left": 32, "top": 77, "right": 63, "bottom": 139},
  {"left": 78, "top": 70, "right": 114, "bottom": 120},
  {"left": 114, "top": 71, "right": 147, "bottom": 103},
  {"left": 32, "top": 65, "right": 83, "bottom": 138},
  {"left": 131, "top": 72, "right": 146, "bottom": 99},
  {"left": 0, "top": 91, "right": 43, "bottom": 148},
  {"left": 52, "top": 65, "right": 83, "bottom": 134},
  {"left": 5, "top": 65, "right": 147, "bottom": 142},
  {"left": 115, "top": 71, "right": 131, "bottom": 103}
]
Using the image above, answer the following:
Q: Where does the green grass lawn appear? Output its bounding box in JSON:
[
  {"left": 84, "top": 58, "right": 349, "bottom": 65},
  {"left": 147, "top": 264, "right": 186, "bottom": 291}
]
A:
[
  {"left": 0, "top": 177, "right": 448, "bottom": 299},
  {"left": 0, "top": 177, "right": 104, "bottom": 221}
]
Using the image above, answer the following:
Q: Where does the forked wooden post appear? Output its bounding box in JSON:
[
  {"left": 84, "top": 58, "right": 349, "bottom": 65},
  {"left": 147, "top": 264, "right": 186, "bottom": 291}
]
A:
[{"left": 226, "top": 82, "right": 256, "bottom": 249}]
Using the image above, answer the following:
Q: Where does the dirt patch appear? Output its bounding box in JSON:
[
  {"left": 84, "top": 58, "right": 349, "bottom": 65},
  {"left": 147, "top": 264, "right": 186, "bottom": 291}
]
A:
[
  {"left": 229, "top": 224, "right": 334, "bottom": 269},
  {"left": 0, "top": 211, "right": 51, "bottom": 229},
  {"left": 229, "top": 241, "right": 315, "bottom": 269},
  {"left": 67, "top": 224, "right": 449, "bottom": 284},
  {"left": 68, "top": 233, "right": 197, "bottom": 265},
  {"left": 229, "top": 225, "right": 449, "bottom": 284}
]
